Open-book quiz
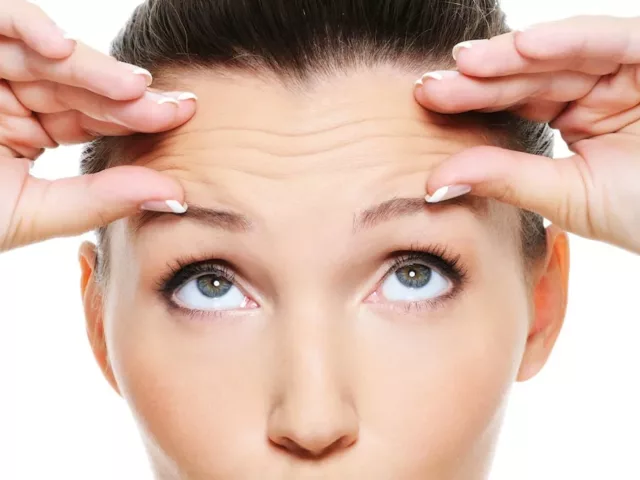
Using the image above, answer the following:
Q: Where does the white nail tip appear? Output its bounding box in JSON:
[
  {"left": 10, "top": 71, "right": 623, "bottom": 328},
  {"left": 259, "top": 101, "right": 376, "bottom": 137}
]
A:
[
  {"left": 423, "top": 72, "right": 444, "bottom": 81},
  {"left": 132, "top": 67, "right": 153, "bottom": 85},
  {"left": 416, "top": 71, "right": 460, "bottom": 85},
  {"left": 62, "top": 32, "right": 77, "bottom": 40},
  {"left": 452, "top": 41, "right": 474, "bottom": 60},
  {"left": 157, "top": 97, "right": 180, "bottom": 106},
  {"left": 425, "top": 185, "right": 472, "bottom": 204},
  {"left": 426, "top": 186, "right": 450, "bottom": 203},
  {"left": 415, "top": 73, "right": 442, "bottom": 86},
  {"left": 165, "top": 200, "right": 188, "bottom": 214},
  {"left": 176, "top": 92, "right": 198, "bottom": 101}
]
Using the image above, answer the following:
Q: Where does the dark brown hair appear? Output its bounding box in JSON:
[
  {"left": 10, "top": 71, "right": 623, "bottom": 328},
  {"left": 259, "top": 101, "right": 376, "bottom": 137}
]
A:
[{"left": 81, "top": 0, "right": 553, "bottom": 277}]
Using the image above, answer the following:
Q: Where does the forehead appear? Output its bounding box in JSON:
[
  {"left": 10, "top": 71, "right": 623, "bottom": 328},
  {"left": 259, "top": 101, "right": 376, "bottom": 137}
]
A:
[{"left": 125, "top": 67, "right": 518, "bottom": 252}]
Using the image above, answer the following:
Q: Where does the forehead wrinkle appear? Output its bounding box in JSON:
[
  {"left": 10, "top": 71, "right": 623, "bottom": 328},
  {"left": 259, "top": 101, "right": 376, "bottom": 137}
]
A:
[
  {"left": 137, "top": 110, "right": 482, "bottom": 162},
  {"left": 146, "top": 134, "right": 466, "bottom": 165},
  {"left": 149, "top": 116, "right": 440, "bottom": 139}
]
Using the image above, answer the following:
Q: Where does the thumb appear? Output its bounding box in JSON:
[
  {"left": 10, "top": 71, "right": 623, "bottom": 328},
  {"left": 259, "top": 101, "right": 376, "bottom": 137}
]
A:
[
  {"left": 14, "top": 165, "right": 187, "bottom": 247},
  {"left": 425, "top": 146, "right": 587, "bottom": 227}
]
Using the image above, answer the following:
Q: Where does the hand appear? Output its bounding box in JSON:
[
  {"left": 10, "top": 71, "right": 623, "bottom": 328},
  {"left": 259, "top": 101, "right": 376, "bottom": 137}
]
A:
[
  {"left": 414, "top": 15, "right": 640, "bottom": 255},
  {"left": 0, "top": 0, "right": 197, "bottom": 252}
]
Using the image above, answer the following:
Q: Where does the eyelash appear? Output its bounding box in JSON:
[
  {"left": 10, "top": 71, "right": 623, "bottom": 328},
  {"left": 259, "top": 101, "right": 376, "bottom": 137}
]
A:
[
  {"left": 156, "top": 258, "right": 237, "bottom": 296},
  {"left": 155, "top": 244, "right": 470, "bottom": 315},
  {"left": 378, "top": 244, "right": 469, "bottom": 313}
]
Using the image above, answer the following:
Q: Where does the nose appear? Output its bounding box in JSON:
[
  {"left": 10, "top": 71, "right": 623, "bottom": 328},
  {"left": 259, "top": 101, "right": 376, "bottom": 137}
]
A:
[{"left": 267, "top": 312, "right": 359, "bottom": 459}]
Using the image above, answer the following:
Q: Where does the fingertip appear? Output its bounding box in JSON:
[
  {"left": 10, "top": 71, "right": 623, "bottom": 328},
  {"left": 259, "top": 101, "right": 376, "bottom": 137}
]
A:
[{"left": 138, "top": 91, "right": 198, "bottom": 133}]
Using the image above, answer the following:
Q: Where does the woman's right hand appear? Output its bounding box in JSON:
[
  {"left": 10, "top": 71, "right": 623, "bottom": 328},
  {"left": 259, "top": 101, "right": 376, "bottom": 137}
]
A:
[{"left": 0, "top": 0, "right": 198, "bottom": 253}]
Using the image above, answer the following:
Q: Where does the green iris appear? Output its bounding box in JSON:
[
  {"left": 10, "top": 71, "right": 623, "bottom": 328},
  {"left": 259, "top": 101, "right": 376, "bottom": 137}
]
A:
[
  {"left": 395, "top": 264, "right": 432, "bottom": 288},
  {"left": 196, "top": 275, "right": 233, "bottom": 298}
]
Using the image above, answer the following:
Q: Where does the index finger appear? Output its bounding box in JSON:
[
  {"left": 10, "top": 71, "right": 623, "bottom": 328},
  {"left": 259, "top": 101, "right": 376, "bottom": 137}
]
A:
[
  {"left": 516, "top": 15, "right": 640, "bottom": 64},
  {"left": 453, "top": 33, "right": 620, "bottom": 78},
  {"left": 1, "top": 1, "right": 75, "bottom": 59}
]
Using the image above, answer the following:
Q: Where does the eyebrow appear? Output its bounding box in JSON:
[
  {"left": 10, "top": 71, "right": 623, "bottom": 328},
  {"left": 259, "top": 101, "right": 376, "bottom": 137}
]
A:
[
  {"left": 130, "top": 204, "right": 252, "bottom": 234},
  {"left": 130, "top": 195, "right": 488, "bottom": 235},
  {"left": 352, "top": 195, "right": 489, "bottom": 232}
]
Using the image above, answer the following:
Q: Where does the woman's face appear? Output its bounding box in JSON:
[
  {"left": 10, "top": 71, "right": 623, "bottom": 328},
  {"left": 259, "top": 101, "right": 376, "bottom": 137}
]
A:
[{"left": 80, "top": 67, "right": 568, "bottom": 479}]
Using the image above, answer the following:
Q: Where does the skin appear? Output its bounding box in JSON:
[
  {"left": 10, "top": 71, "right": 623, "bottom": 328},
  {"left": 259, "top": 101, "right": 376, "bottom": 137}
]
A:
[
  {"left": 0, "top": 3, "right": 634, "bottom": 479},
  {"left": 79, "top": 69, "right": 569, "bottom": 479}
]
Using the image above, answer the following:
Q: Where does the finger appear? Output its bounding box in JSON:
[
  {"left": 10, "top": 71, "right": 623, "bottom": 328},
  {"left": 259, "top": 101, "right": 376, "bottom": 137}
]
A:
[
  {"left": 0, "top": 38, "right": 154, "bottom": 101},
  {"left": 12, "top": 165, "right": 188, "bottom": 247},
  {"left": 511, "top": 99, "right": 568, "bottom": 123},
  {"left": 424, "top": 146, "right": 592, "bottom": 235},
  {"left": 0, "top": 0, "right": 75, "bottom": 58},
  {"left": 414, "top": 70, "right": 596, "bottom": 120},
  {"left": 453, "top": 33, "right": 619, "bottom": 77},
  {"left": 0, "top": 145, "right": 22, "bottom": 158},
  {"left": 0, "top": 80, "right": 31, "bottom": 116},
  {"left": 516, "top": 16, "right": 640, "bottom": 64},
  {"left": 37, "top": 111, "right": 133, "bottom": 145},
  {"left": 12, "top": 81, "right": 197, "bottom": 134},
  {"left": 550, "top": 64, "right": 640, "bottom": 143},
  {"left": 0, "top": 114, "right": 57, "bottom": 158}
]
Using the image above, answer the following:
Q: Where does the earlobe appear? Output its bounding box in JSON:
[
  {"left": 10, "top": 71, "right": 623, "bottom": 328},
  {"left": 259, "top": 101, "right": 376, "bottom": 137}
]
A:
[
  {"left": 517, "top": 225, "right": 571, "bottom": 382},
  {"left": 78, "top": 241, "right": 121, "bottom": 396}
]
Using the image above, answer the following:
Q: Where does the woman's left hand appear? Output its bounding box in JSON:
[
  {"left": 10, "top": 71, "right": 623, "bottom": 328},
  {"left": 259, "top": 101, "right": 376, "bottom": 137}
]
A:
[{"left": 414, "top": 15, "right": 640, "bottom": 255}]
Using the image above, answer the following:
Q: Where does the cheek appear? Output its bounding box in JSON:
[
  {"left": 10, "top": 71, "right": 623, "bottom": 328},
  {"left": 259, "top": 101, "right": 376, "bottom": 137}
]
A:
[
  {"left": 355, "top": 277, "right": 530, "bottom": 473},
  {"left": 104, "top": 298, "right": 271, "bottom": 475}
]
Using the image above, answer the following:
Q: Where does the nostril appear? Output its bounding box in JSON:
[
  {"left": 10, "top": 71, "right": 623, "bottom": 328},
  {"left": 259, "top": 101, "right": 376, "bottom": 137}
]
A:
[{"left": 270, "top": 433, "right": 357, "bottom": 459}]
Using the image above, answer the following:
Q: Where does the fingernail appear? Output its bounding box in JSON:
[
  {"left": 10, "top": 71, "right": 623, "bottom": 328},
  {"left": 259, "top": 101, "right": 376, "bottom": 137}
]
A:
[
  {"left": 452, "top": 40, "right": 491, "bottom": 60},
  {"left": 425, "top": 185, "right": 472, "bottom": 204},
  {"left": 415, "top": 70, "right": 460, "bottom": 86},
  {"left": 132, "top": 67, "right": 153, "bottom": 87},
  {"left": 140, "top": 200, "right": 188, "bottom": 214},
  {"left": 452, "top": 41, "right": 474, "bottom": 60},
  {"left": 543, "top": 218, "right": 552, "bottom": 228},
  {"left": 161, "top": 91, "right": 199, "bottom": 102},
  {"left": 144, "top": 91, "right": 181, "bottom": 106}
]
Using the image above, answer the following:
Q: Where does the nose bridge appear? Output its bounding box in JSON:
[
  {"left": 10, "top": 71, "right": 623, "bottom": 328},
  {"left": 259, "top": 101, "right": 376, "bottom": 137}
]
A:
[{"left": 267, "top": 297, "right": 359, "bottom": 457}]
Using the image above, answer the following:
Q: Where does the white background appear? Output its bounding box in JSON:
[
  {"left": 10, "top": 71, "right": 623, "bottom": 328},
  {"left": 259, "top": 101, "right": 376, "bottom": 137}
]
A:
[{"left": 1, "top": 1, "right": 639, "bottom": 479}]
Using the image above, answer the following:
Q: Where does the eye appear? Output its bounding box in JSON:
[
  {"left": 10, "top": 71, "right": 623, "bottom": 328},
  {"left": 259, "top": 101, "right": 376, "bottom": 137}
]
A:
[
  {"left": 173, "top": 272, "right": 251, "bottom": 311},
  {"left": 378, "top": 262, "right": 450, "bottom": 303}
]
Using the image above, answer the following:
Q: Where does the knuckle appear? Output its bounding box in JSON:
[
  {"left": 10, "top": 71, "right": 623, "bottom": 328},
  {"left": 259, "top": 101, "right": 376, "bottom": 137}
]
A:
[{"left": 492, "top": 178, "right": 520, "bottom": 206}]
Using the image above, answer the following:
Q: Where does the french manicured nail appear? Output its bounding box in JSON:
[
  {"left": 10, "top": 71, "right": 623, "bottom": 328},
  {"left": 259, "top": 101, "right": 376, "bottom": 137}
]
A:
[
  {"left": 144, "top": 91, "right": 181, "bottom": 106},
  {"left": 140, "top": 200, "right": 188, "bottom": 214},
  {"left": 161, "top": 91, "right": 199, "bottom": 102},
  {"left": 425, "top": 185, "right": 472, "bottom": 204},
  {"left": 452, "top": 40, "right": 489, "bottom": 60},
  {"left": 132, "top": 67, "right": 153, "bottom": 86},
  {"left": 452, "top": 41, "right": 474, "bottom": 60},
  {"left": 415, "top": 70, "right": 460, "bottom": 86},
  {"left": 61, "top": 31, "right": 77, "bottom": 41}
]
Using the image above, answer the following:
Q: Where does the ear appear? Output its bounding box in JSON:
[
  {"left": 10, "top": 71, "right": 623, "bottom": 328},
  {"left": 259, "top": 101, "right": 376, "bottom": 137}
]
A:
[
  {"left": 517, "top": 225, "right": 570, "bottom": 382},
  {"left": 78, "top": 241, "right": 121, "bottom": 396}
]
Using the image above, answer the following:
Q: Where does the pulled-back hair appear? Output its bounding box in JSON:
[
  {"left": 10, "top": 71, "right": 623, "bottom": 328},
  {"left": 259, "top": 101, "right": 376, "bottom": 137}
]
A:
[{"left": 81, "top": 0, "right": 553, "bottom": 277}]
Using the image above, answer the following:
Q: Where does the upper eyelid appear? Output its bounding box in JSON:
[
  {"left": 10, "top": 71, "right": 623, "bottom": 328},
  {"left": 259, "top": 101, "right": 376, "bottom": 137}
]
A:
[{"left": 160, "top": 261, "right": 236, "bottom": 293}]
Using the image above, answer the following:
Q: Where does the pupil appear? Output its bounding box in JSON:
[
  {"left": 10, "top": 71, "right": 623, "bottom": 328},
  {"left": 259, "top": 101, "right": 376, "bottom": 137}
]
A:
[
  {"left": 396, "top": 264, "right": 431, "bottom": 288},
  {"left": 197, "top": 275, "right": 232, "bottom": 298}
]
